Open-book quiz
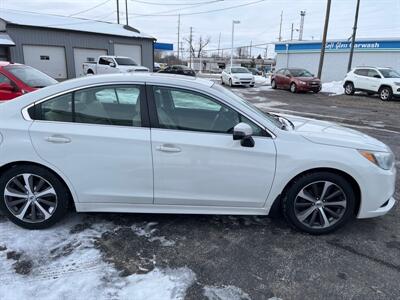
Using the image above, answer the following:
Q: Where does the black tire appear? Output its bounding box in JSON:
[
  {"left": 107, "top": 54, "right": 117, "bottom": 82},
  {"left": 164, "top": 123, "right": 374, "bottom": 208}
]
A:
[
  {"left": 283, "top": 172, "right": 356, "bottom": 235},
  {"left": 87, "top": 69, "right": 94, "bottom": 75},
  {"left": 0, "top": 165, "right": 71, "bottom": 229},
  {"left": 378, "top": 86, "right": 393, "bottom": 101},
  {"left": 290, "top": 82, "right": 297, "bottom": 93},
  {"left": 229, "top": 78, "right": 233, "bottom": 87},
  {"left": 271, "top": 79, "right": 277, "bottom": 89},
  {"left": 249, "top": 84, "right": 255, "bottom": 88},
  {"left": 221, "top": 77, "right": 224, "bottom": 85},
  {"left": 344, "top": 82, "right": 355, "bottom": 95}
]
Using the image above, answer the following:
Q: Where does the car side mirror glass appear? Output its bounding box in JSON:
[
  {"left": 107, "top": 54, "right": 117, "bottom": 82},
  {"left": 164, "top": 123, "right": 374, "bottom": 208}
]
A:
[
  {"left": 109, "top": 62, "right": 116, "bottom": 68},
  {"left": 0, "top": 82, "right": 15, "bottom": 91},
  {"left": 233, "top": 122, "right": 255, "bottom": 147},
  {"left": 374, "top": 74, "right": 381, "bottom": 79}
]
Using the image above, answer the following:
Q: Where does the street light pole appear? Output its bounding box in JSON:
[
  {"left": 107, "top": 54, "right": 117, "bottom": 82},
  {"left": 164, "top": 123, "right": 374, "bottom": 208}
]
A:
[
  {"left": 317, "top": 0, "right": 331, "bottom": 79},
  {"left": 231, "top": 20, "right": 240, "bottom": 69}
]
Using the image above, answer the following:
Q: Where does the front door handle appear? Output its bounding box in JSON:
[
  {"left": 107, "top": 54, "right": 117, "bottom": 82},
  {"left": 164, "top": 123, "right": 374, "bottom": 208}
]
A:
[
  {"left": 156, "top": 144, "right": 181, "bottom": 153},
  {"left": 45, "top": 135, "right": 71, "bottom": 144}
]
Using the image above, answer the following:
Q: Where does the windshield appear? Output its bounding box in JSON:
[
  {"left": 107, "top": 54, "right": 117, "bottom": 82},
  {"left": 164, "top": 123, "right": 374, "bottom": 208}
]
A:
[
  {"left": 5, "top": 65, "right": 57, "bottom": 88},
  {"left": 231, "top": 67, "right": 250, "bottom": 74},
  {"left": 378, "top": 68, "right": 400, "bottom": 78},
  {"left": 115, "top": 57, "right": 137, "bottom": 66},
  {"left": 212, "top": 84, "right": 282, "bottom": 128},
  {"left": 290, "top": 69, "right": 313, "bottom": 77}
]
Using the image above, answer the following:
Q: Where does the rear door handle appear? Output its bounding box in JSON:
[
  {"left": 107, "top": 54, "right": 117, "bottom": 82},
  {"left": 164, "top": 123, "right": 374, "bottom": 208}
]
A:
[
  {"left": 45, "top": 135, "right": 71, "bottom": 144},
  {"left": 156, "top": 144, "right": 181, "bottom": 153}
]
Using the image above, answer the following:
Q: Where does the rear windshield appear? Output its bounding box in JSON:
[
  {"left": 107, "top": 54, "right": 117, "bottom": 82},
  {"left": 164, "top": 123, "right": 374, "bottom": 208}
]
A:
[
  {"left": 289, "top": 69, "right": 313, "bottom": 77},
  {"left": 5, "top": 65, "right": 57, "bottom": 88},
  {"left": 115, "top": 58, "right": 138, "bottom": 66},
  {"left": 231, "top": 67, "right": 250, "bottom": 73},
  {"left": 378, "top": 69, "right": 400, "bottom": 78}
]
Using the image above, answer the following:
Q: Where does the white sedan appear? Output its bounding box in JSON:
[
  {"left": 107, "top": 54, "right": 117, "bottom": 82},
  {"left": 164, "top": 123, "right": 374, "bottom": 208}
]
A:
[
  {"left": 0, "top": 73, "right": 396, "bottom": 234},
  {"left": 221, "top": 66, "right": 255, "bottom": 87}
]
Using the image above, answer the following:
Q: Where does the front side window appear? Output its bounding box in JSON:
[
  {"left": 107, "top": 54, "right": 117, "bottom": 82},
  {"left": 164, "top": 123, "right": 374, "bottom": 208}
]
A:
[
  {"left": 153, "top": 86, "right": 263, "bottom": 135},
  {"left": 32, "top": 85, "right": 142, "bottom": 127},
  {"left": 290, "top": 69, "right": 313, "bottom": 77},
  {"left": 367, "top": 69, "right": 380, "bottom": 78}
]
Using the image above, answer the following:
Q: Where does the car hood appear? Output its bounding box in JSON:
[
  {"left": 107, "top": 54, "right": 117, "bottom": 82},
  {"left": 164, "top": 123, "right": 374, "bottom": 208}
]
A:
[
  {"left": 282, "top": 114, "right": 389, "bottom": 152},
  {"left": 232, "top": 73, "right": 253, "bottom": 78},
  {"left": 295, "top": 77, "right": 320, "bottom": 82}
]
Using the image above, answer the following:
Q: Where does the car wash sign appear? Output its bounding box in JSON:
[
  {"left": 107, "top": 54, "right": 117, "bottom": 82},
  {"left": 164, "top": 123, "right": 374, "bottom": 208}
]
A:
[{"left": 275, "top": 39, "right": 400, "bottom": 53}]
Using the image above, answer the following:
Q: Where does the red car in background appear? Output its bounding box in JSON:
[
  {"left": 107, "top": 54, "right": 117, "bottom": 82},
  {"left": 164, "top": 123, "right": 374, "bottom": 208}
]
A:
[
  {"left": 271, "top": 68, "right": 321, "bottom": 93},
  {"left": 0, "top": 62, "right": 57, "bottom": 101}
]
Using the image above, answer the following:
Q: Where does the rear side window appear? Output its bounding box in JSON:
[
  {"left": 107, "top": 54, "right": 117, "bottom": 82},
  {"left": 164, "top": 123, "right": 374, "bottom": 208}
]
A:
[
  {"left": 30, "top": 85, "right": 143, "bottom": 127},
  {"left": 354, "top": 69, "right": 368, "bottom": 76}
]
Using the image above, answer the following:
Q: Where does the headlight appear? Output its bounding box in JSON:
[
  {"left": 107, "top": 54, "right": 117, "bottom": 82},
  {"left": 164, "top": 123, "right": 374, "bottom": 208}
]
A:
[
  {"left": 299, "top": 81, "right": 307, "bottom": 85},
  {"left": 358, "top": 150, "right": 395, "bottom": 170}
]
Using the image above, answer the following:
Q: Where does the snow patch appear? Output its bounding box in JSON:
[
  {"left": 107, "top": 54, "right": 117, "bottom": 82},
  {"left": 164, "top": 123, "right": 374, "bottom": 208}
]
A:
[
  {"left": 321, "top": 81, "right": 344, "bottom": 95},
  {"left": 0, "top": 216, "right": 193, "bottom": 299},
  {"left": 254, "top": 101, "right": 288, "bottom": 109},
  {"left": 131, "top": 222, "right": 176, "bottom": 246},
  {"left": 254, "top": 75, "right": 271, "bottom": 86},
  {"left": 204, "top": 285, "right": 251, "bottom": 300}
]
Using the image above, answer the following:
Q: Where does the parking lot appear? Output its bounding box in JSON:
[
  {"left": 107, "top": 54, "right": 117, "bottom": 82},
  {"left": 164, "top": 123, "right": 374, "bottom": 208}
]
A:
[{"left": 1, "top": 82, "right": 399, "bottom": 300}]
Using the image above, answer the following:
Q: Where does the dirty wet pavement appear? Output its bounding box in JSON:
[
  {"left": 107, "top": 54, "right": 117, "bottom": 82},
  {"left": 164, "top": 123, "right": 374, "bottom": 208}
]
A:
[{"left": 1, "top": 86, "right": 400, "bottom": 300}]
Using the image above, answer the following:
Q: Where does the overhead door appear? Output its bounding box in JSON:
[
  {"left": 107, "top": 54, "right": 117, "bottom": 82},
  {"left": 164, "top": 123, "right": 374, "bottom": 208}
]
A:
[
  {"left": 114, "top": 44, "right": 142, "bottom": 65},
  {"left": 73, "top": 48, "right": 107, "bottom": 77},
  {"left": 23, "top": 45, "right": 67, "bottom": 80}
]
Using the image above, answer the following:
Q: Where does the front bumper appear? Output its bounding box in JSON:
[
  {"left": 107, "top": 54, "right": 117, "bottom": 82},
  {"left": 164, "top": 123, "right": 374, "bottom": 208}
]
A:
[
  {"left": 232, "top": 79, "right": 255, "bottom": 86},
  {"left": 358, "top": 197, "right": 396, "bottom": 218}
]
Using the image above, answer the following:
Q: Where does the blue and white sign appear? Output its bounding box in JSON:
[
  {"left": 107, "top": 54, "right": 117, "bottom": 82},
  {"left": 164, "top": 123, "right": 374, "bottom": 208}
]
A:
[
  {"left": 275, "top": 40, "right": 400, "bottom": 53},
  {"left": 154, "top": 42, "right": 174, "bottom": 51}
]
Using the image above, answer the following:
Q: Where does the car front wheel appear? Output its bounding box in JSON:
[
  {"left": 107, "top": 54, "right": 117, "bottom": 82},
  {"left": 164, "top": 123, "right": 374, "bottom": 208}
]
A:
[
  {"left": 0, "top": 165, "right": 70, "bottom": 229},
  {"left": 290, "top": 82, "right": 297, "bottom": 93},
  {"left": 379, "top": 86, "right": 393, "bottom": 101},
  {"left": 344, "top": 82, "right": 355, "bottom": 95},
  {"left": 271, "top": 79, "right": 277, "bottom": 89},
  {"left": 283, "top": 172, "right": 355, "bottom": 234}
]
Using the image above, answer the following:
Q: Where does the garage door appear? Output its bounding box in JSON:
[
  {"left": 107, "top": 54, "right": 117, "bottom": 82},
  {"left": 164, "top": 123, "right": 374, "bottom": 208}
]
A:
[
  {"left": 74, "top": 48, "right": 107, "bottom": 77},
  {"left": 114, "top": 44, "right": 142, "bottom": 65},
  {"left": 23, "top": 45, "right": 67, "bottom": 80}
]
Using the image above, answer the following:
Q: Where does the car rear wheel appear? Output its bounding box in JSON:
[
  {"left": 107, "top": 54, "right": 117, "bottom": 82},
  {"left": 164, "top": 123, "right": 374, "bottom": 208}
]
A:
[
  {"left": 0, "top": 165, "right": 70, "bottom": 229},
  {"left": 283, "top": 172, "right": 355, "bottom": 234},
  {"left": 344, "top": 82, "right": 355, "bottom": 95},
  {"left": 290, "top": 83, "right": 297, "bottom": 93},
  {"left": 271, "top": 79, "right": 277, "bottom": 89},
  {"left": 379, "top": 86, "right": 393, "bottom": 101}
]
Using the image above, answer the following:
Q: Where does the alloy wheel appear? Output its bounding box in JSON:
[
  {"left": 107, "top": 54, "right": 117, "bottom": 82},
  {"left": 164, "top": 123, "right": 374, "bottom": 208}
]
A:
[
  {"left": 294, "top": 181, "right": 347, "bottom": 229},
  {"left": 380, "top": 89, "right": 390, "bottom": 100},
  {"left": 4, "top": 173, "right": 58, "bottom": 223}
]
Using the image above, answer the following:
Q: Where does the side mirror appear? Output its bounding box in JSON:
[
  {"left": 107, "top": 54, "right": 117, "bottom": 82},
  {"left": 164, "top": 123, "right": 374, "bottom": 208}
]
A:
[
  {"left": 373, "top": 74, "right": 381, "bottom": 79},
  {"left": 109, "top": 62, "right": 116, "bottom": 68},
  {"left": 233, "top": 122, "right": 255, "bottom": 147},
  {"left": 0, "top": 82, "right": 15, "bottom": 91},
  {"left": 286, "top": 74, "right": 292, "bottom": 78}
]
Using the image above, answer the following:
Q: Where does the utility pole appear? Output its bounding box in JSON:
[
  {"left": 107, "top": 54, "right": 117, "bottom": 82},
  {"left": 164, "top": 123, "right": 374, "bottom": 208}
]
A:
[
  {"left": 290, "top": 23, "right": 294, "bottom": 40},
  {"left": 317, "top": 0, "right": 331, "bottom": 79},
  {"left": 116, "top": 0, "right": 120, "bottom": 24},
  {"left": 249, "top": 40, "right": 252, "bottom": 58},
  {"left": 177, "top": 14, "right": 181, "bottom": 60},
  {"left": 299, "top": 11, "right": 306, "bottom": 41},
  {"left": 278, "top": 10, "right": 283, "bottom": 41},
  {"left": 125, "top": 0, "right": 129, "bottom": 26},
  {"left": 217, "top": 32, "right": 221, "bottom": 58},
  {"left": 189, "top": 27, "right": 193, "bottom": 68},
  {"left": 348, "top": 0, "right": 361, "bottom": 72}
]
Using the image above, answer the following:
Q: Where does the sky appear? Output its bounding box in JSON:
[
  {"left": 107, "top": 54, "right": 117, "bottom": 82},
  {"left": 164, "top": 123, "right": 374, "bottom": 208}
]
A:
[{"left": 0, "top": 0, "right": 399, "bottom": 57}]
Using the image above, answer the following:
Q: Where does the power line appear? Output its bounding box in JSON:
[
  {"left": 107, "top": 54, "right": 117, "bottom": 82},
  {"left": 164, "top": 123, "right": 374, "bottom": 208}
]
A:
[
  {"left": 68, "top": 0, "right": 112, "bottom": 17},
  {"left": 128, "top": 0, "right": 266, "bottom": 17},
  {"left": 131, "top": 0, "right": 223, "bottom": 6}
]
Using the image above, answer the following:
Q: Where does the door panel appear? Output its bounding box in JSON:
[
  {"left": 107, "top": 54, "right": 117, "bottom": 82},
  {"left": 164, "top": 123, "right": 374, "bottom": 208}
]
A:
[
  {"left": 151, "top": 130, "right": 276, "bottom": 207},
  {"left": 29, "top": 84, "right": 153, "bottom": 204}
]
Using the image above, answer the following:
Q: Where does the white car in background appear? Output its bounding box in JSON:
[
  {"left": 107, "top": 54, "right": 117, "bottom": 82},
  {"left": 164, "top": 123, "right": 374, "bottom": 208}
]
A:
[
  {"left": 82, "top": 55, "right": 149, "bottom": 76},
  {"left": 0, "top": 73, "right": 396, "bottom": 234},
  {"left": 221, "top": 66, "right": 255, "bottom": 87},
  {"left": 343, "top": 67, "right": 400, "bottom": 101}
]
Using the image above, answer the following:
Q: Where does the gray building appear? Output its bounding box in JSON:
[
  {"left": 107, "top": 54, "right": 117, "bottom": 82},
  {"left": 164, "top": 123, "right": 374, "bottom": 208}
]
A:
[
  {"left": 275, "top": 39, "right": 400, "bottom": 82},
  {"left": 0, "top": 10, "right": 155, "bottom": 80}
]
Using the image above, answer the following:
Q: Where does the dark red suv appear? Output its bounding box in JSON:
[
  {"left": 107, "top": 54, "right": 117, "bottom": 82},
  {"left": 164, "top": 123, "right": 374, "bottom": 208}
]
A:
[
  {"left": 271, "top": 68, "right": 321, "bottom": 93},
  {"left": 0, "top": 62, "right": 57, "bottom": 102}
]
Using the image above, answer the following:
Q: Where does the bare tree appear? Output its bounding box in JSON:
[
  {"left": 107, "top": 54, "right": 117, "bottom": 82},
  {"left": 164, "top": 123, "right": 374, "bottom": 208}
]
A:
[{"left": 185, "top": 35, "right": 211, "bottom": 58}]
